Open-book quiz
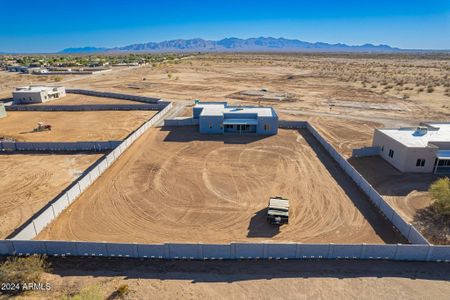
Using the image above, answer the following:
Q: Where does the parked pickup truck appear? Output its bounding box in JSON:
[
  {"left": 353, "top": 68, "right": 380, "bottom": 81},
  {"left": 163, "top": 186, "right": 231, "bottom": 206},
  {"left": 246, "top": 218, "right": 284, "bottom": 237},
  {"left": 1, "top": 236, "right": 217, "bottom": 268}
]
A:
[{"left": 267, "top": 196, "right": 289, "bottom": 225}]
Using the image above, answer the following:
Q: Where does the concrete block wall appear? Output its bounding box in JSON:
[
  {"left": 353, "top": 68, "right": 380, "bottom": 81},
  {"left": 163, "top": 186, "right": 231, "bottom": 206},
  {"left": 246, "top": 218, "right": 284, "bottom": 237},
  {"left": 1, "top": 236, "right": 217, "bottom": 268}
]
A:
[
  {"left": 352, "top": 146, "right": 381, "bottom": 157},
  {"left": 164, "top": 117, "right": 199, "bottom": 126},
  {"left": 6, "top": 104, "right": 166, "bottom": 111},
  {"left": 278, "top": 120, "right": 308, "bottom": 129},
  {"left": 1, "top": 141, "right": 121, "bottom": 152},
  {"left": 66, "top": 89, "right": 161, "bottom": 104},
  {"left": 0, "top": 241, "right": 448, "bottom": 261}
]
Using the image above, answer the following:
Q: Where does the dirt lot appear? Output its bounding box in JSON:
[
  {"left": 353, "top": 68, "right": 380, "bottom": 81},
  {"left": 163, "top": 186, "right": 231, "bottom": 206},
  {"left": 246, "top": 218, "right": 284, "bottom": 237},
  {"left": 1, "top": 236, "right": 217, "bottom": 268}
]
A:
[
  {"left": 349, "top": 156, "right": 449, "bottom": 245},
  {"left": 0, "top": 110, "right": 156, "bottom": 142},
  {"left": 51, "top": 53, "right": 448, "bottom": 123},
  {"left": 30, "top": 94, "right": 143, "bottom": 106},
  {"left": 15, "top": 258, "right": 450, "bottom": 300},
  {"left": 0, "top": 153, "right": 101, "bottom": 238},
  {"left": 38, "top": 127, "right": 403, "bottom": 244}
]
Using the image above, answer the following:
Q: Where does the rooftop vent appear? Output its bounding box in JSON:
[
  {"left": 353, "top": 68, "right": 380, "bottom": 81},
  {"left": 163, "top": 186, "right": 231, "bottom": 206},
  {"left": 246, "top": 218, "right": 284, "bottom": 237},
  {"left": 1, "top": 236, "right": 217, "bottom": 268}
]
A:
[{"left": 413, "top": 127, "right": 428, "bottom": 136}]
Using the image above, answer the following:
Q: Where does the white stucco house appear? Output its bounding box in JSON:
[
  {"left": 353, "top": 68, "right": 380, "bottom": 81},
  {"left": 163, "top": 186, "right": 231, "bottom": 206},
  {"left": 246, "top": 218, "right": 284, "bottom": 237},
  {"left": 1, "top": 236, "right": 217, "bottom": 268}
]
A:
[
  {"left": 12, "top": 86, "right": 66, "bottom": 104},
  {"left": 373, "top": 123, "right": 450, "bottom": 173}
]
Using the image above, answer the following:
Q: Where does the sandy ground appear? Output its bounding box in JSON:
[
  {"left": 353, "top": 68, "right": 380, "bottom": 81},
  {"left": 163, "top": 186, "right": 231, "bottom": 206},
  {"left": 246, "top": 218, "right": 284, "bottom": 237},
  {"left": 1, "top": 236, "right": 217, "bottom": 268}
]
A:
[
  {"left": 349, "top": 156, "right": 449, "bottom": 244},
  {"left": 29, "top": 94, "right": 143, "bottom": 106},
  {"left": 0, "top": 110, "right": 156, "bottom": 142},
  {"left": 37, "top": 127, "right": 403, "bottom": 244},
  {"left": 279, "top": 112, "right": 382, "bottom": 157},
  {"left": 0, "top": 153, "right": 101, "bottom": 238},
  {"left": 14, "top": 258, "right": 450, "bottom": 300},
  {"left": 44, "top": 54, "right": 447, "bottom": 126}
]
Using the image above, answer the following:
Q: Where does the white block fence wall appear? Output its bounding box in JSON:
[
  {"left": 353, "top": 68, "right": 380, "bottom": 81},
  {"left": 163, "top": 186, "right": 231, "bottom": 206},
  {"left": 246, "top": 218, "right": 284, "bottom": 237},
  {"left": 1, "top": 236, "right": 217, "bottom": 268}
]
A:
[
  {"left": 6, "top": 103, "right": 168, "bottom": 111},
  {"left": 0, "top": 241, "right": 449, "bottom": 262},
  {"left": 0, "top": 141, "right": 121, "bottom": 152},
  {"left": 352, "top": 146, "right": 382, "bottom": 158},
  {"left": 66, "top": 89, "right": 161, "bottom": 104}
]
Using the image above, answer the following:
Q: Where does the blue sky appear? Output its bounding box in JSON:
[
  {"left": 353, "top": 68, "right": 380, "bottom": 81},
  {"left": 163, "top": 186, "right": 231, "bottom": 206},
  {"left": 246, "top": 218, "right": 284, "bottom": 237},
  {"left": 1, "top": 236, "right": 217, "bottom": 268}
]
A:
[{"left": 1, "top": 0, "right": 449, "bottom": 53}]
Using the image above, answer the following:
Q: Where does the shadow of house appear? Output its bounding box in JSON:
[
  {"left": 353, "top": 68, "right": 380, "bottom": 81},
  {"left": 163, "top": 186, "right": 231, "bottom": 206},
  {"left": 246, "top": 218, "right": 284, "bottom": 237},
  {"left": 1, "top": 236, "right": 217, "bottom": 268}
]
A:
[
  {"left": 299, "top": 129, "right": 407, "bottom": 244},
  {"left": 161, "top": 125, "right": 270, "bottom": 145},
  {"left": 247, "top": 207, "right": 280, "bottom": 238},
  {"left": 348, "top": 156, "right": 440, "bottom": 197}
]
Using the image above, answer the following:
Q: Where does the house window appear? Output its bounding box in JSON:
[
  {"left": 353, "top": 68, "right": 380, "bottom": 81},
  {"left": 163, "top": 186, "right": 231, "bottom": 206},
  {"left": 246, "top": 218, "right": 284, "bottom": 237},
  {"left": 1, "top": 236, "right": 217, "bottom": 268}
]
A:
[
  {"left": 388, "top": 149, "right": 394, "bottom": 158},
  {"left": 381, "top": 146, "right": 384, "bottom": 152},
  {"left": 416, "top": 159, "right": 426, "bottom": 167},
  {"left": 209, "top": 123, "right": 212, "bottom": 129},
  {"left": 225, "top": 124, "right": 233, "bottom": 129},
  {"left": 264, "top": 124, "right": 270, "bottom": 131}
]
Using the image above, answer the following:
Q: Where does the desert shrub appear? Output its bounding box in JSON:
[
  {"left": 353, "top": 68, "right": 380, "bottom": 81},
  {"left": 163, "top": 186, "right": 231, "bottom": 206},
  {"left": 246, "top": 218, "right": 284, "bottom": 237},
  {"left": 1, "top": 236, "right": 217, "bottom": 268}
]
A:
[
  {"left": 113, "top": 284, "right": 130, "bottom": 298},
  {"left": 53, "top": 76, "right": 63, "bottom": 82},
  {"left": 427, "top": 86, "right": 434, "bottom": 93},
  {"left": 167, "top": 73, "right": 172, "bottom": 79},
  {"left": 402, "top": 94, "right": 410, "bottom": 100},
  {"left": 417, "top": 87, "right": 424, "bottom": 93},
  {"left": 429, "top": 178, "right": 450, "bottom": 216},
  {"left": 0, "top": 255, "right": 50, "bottom": 286},
  {"left": 63, "top": 284, "right": 103, "bottom": 300}
]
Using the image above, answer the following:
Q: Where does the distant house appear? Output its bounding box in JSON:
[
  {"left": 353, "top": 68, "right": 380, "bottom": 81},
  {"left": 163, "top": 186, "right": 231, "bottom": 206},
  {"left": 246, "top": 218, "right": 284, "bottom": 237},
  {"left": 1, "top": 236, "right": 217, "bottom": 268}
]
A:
[
  {"left": 24, "top": 67, "right": 48, "bottom": 74},
  {"left": 193, "top": 101, "right": 278, "bottom": 135},
  {"left": 12, "top": 85, "right": 66, "bottom": 104},
  {"left": 373, "top": 123, "right": 450, "bottom": 173},
  {"left": 6, "top": 65, "right": 27, "bottom": 72}
]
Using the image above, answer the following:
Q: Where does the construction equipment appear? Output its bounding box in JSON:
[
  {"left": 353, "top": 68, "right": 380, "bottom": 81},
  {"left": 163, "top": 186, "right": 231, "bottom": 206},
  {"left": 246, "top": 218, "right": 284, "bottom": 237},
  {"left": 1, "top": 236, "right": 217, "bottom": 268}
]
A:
[
  {"left": 267, "top": 196, "right": 289, "bottom": 225},
  {"left": 33, "top": 122, "right": 52, "bottom": 132}
]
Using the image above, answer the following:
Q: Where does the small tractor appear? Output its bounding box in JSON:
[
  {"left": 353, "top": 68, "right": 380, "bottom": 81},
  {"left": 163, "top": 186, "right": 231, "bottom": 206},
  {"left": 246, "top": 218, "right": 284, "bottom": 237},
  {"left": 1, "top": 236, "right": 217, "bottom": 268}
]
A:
[
  {"left": 267, "top": 196, "right": 289, "bottom": 225},
  {"left": 33, "top": 122, "right": 52, "bottom": 132}
]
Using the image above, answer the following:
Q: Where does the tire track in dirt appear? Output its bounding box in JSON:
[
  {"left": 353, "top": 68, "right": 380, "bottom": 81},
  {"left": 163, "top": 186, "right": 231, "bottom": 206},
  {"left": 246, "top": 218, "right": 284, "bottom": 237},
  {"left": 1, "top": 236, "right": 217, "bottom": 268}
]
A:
[{"left": 37, "top": 127, "right": 401, "bottom": 244}]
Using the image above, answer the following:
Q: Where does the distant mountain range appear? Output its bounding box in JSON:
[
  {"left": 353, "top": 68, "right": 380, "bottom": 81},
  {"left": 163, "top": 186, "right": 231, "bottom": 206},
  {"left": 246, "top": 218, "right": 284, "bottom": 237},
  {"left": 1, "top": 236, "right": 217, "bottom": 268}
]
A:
[{"left": 59, "top": 37, "right": 402, "bottom": 54}]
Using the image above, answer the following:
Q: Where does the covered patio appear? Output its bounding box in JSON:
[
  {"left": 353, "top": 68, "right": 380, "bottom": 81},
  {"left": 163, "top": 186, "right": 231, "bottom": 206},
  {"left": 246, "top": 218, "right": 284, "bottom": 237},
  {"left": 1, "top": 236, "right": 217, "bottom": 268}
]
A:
[{"left": 223, "top": 119, "right": 257, "bottom": 134}]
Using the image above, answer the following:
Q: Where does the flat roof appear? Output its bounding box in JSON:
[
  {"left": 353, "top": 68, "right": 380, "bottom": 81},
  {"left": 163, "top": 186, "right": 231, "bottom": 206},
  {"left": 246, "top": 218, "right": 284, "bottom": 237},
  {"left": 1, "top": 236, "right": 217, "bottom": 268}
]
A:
[
  {"left": 196, "top": 102, "right": 276, "bottom": 118},
  {"left": 14, "top": 86, "right": 63, "bottom": 93},
  {"left": 378, "top": 123, "right": 450, "bottom": 148}
]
